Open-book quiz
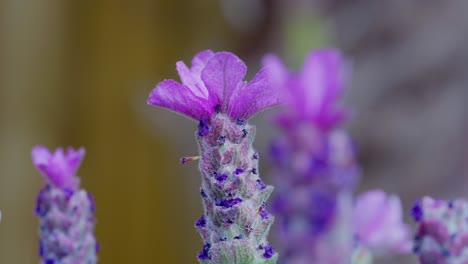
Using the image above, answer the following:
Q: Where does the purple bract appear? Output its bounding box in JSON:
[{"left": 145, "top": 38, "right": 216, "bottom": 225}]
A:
[
  {"left": 263, "top": 49, "right": 349, "bottom": 132},
  {"left": 31, "top": 145, "right": 85, "bottom": 190},
  {"left": 353, "top": 190, "right": 411, "bottom": 255},
  {"left": 147, "top": 50, "right": 279, "bottom": 122}
]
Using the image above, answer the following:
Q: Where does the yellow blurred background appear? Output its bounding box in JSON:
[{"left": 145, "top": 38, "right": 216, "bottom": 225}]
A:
[{"left": 1, "top": 0, "right": 467, "bottom": 263}]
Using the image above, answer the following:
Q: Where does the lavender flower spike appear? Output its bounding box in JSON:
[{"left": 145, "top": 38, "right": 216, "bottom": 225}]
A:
[
  {"left": 412, "top": 196, "right": 468, "bottom": 264},
  {"left": 32, "top": 145, "right": 97, "bottom": 264},
  {"left": 352, "top": 190, "right": 411, "bottom": 263},
  {"left": 264, "top": 49, "right": 359, "bottom": 264},
  {"left": 148, "top": 50, "right": 279, "bottom": 264}
]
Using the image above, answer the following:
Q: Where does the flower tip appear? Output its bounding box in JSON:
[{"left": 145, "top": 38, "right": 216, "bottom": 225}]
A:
[
  {"left": 146, "top": 88, "right": 157, "bottom": 106},
  {"left": 31, "top": 145, "right": 51, "bottom": 166},
  {"left": 77, "top": 146, "right": 86, "bottom": 156}
]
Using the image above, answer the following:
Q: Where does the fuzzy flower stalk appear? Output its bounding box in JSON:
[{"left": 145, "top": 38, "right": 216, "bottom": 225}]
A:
[
  {"left": 264, "top": 49, "right": 359, "bottom": 264},
  {"left": 148, "top": 50, "right": 280, "bottom": 263},
  {"left": 412, "top": 196, "right": 468, "bottom": 264},
  {"left": 32, "top": 146, "right": 98, "bottom": 264}
]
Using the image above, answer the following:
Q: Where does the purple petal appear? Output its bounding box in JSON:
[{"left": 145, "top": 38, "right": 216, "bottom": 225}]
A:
[
  {"left": 31, "top": 146, "right": 83, "bottom": 190},
  {"left": 147, "top": 79, "right": 213, "bottom": 121},
  {"left": 300, "top": 49, "right": 348, "bottom": 120},
  {"left": 66, "top": 147, "right": 85, "bottom": 176},
  {"left": 229, "top": 67, "right": 280, "bottom": 120},
  {"left": 176, "top": 50, "right": 215, "bottom": 102},
  {"left": 31, "top": 145, "right": 52, "bottom": 176},
  {"left": 262, "top": 54, "right": 288, "bottom": 89},
  {"left": 191, "top": 50, "right": 215, "bottom": 73},
  {"left": 201, "top": 52, "right": 247, "bottom": 112},
  {"left": 354, "top": 190, "right": 411, "bottom": 254},
  {"left": 48, "top": 148, "right": 79, "bottom": 189},
  {"left": 176, "top": 61, "right": 209, "bottom": 99}
]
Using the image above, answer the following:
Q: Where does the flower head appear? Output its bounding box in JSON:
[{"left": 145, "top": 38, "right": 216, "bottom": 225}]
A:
[
  {"left": 147, "top": 50, "right": 279, "bottom": 121},
  {"left": 263, "top": 49, "right": 349, "bottom": 131},
  {"left": 412, "top": 197, "right": 468, "bottom": 263},
  {"left": 353, "top": 190, "right": 411, "bottom": 255},
  {"left": 31, "top": 145, "right": 85, "bottom": 190}
]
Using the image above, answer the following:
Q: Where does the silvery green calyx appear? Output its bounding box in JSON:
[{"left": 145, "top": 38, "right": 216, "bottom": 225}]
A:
[
  {"left": 32, "top": 146, "right": 98, "bottom": 264},
  {"left": 147, "top": 50, "right": 280, "bottom": 264},
  {"left": 412, "top": 197, "right": 468, "bottom": 264}
]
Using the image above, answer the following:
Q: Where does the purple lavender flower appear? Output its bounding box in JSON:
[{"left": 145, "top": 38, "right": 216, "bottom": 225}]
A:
[
  {"left": 411, "top": 196, "right": 468, "bottom": 264},
  {"left": 32, "top": 146, "right": 97, "bottom": 264},
  {"left": 148, "top": 50, "right": 279, "bottom": 263},
  {"left": 264, "top": 49, "right": 349, "bottom": 132},
  {"left": 264, "top": 49, "right": 359, "bottom": 264},
  {"left": 147, "top": 50, "right": 278, "bottom": 122},
  {"left": 353, "top": 190, "right": 411, "bottom": 257}
]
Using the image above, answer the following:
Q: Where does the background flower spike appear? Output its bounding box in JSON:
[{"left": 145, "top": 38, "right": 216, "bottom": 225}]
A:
[
  {"left": 32, "top": 145, "right": 98, "bottom": 264},
  {"left": 148, "top": 50, "right": 280, "bottom": 264},
  {"left": 264, "top": 49, "right": 359, "bottom": 264},
  {"left": 352, "top": 189, "right": 411, "bottom": 262},
  {"left": 412, "top": 196, "right": 468, "bottom": 264}
]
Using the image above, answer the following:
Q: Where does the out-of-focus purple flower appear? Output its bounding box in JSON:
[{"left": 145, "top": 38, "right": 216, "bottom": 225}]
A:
[
  {"left": 412, "top": 196, "right": 468, "bottom": 264},
  {"left": 263, "top": 49, "right": 349, "bottom": 132},
  {"left": 353, "top": 190, "right": 411, "bottom": 255},
  {"left": 147, "top": 50, "right": 279, "bottom": 122},
  {"left": 148, "top": 51, "right": 279, "bottom": 263},
  {"left": 31, "top": 145, "right": 85, "bottom": 190},
  {"left": 32, "top": 146, "right": 97, "bottom": 264},
  {"left": 265, "top": 49, "right": 358, "bottom": 264}
]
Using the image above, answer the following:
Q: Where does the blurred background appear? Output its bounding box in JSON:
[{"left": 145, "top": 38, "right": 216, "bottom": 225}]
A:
[{"left": 1, "top": 0, "right": 467, "bottom": 263}]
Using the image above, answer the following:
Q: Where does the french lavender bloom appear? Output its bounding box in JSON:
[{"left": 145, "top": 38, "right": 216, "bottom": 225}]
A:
[
  {"left": 351, "top": 190, "right": 411, "bottom": 264},
  {"left": 412, "top": 196, "right": 468, "bottom": 264},
  {"left": 32, "top": 146, "right": 98, "bottom": 264},
  {"left": 264, "top": 49, "right": 359, "bottom": 264},
  {"left": 147, "top": 50, "right": 280, "bottom": 264}
]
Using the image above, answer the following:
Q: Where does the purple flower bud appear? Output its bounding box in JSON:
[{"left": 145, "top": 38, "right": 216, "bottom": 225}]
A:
[
  {"left": 198, "top": 117, "right": 210, "bottom": 137},
  {"left": 262, "top": 245, "right": 275, "bottom": 259},
  {"left": 256, "top": 179, "right": 267, "bottom": 190},
  {"left": 234, "top": 168, "right": 244, "bottom": 175},
  {"left": 198, "top": 243, "right": 211, "bottom": 260},
  {"left": 32, "top": 146, "right": 97, "bottom": 264},
  {"left": 259, "top": 208, "right": 269, "bottom": 220},
  {"left": 214, "top": 172, "right": 228, "bottom": 182},
  {"left": 195, "top": 215, "right": 206, "bottom": 228},
  {"left": 215, "top": 198, "right": 243, "bottom": 208}
]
